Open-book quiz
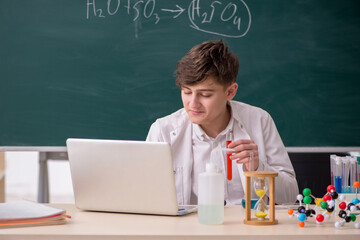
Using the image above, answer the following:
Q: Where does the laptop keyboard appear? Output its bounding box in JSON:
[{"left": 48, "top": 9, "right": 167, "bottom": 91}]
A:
[{"left": 178, "top": 205, "right": 197, "bottom": 211}]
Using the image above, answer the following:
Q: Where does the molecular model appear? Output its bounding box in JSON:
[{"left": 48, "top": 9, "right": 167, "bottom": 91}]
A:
[
  {"left": 335, "top": 181, "right": 360, "bottom": 228},
  {"left": 288, "top": 182, "right": 360, "bottom": 228}
]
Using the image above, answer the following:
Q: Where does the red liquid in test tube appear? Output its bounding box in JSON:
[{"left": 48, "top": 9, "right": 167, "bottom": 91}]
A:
[{"left": 226, "top": 132, "right": 233, "bottom": 180}]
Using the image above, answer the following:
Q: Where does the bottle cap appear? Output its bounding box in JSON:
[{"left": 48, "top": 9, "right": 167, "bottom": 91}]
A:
[{"left": 206, "top": 163, "right": 217, "bottom": 173}]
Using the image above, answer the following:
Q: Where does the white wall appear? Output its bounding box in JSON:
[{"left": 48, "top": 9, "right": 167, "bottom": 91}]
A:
[{"left": 5, "top": 152, "right": 74, "bottom": 203}]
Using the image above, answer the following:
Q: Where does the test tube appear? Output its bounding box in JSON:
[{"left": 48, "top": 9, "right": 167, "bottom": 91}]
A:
[
  {"left": 226, "top": 131, "right": 233, "bottom": 181},
  {"left": 349, "top": 157, "right": 357, "bottom": 193},
  {"left": 249, "top": 151, "right": 255, "bottom": 172},
  {"left": 342, "top": 156, "right": 350, "bottom": 193},
  {"left": 334, "top": 156, "right": 342, "bottom": 193},
  {"left": 330, "top": 155, "right": 336, "bottom": 186},
  {"left": 357, "top": 156, "right": 360, "bottom": 189}
]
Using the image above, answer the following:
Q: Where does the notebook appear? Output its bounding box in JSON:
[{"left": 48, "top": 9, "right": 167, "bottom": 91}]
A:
[
  {"left": 0, "top": 200, "right": 70, "bottom": 228},
  {"left": 66, "top": 138, "right": 197, "bottom": 216}
]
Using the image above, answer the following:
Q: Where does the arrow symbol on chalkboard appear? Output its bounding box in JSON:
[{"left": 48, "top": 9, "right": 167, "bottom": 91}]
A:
[{"left": 161, "top": 5, "right": 185, "bottom": 18}]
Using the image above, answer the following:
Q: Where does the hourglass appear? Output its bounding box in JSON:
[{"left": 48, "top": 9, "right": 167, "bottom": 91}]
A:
[
  {"left": 254, "top": 177, "right": 268, "bottom": 219},
  {"left": 244, "top": 171, "right": 278, "bottom": 225}
]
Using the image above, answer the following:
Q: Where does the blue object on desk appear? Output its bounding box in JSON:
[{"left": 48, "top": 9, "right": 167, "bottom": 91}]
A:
[{"left": 241, "top": 199, "right": 257, "bottom": 209}]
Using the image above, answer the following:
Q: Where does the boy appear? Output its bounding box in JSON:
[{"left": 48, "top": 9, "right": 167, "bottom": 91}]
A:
[{"left": 146, "top": 40, "right": 298, "bottom": 205}]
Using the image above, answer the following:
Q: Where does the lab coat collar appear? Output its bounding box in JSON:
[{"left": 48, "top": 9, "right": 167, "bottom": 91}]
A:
[
  {"left": 192, "top": 124, "right": 206, "bottom": 141},
  {"left": 229, "top": 100, "right": 247, "bottom": 130}
]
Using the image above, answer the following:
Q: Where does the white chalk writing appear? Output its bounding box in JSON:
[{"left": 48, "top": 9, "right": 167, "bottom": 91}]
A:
[{"left": 86, "top": 0, "right": 251, "bottom": 38}]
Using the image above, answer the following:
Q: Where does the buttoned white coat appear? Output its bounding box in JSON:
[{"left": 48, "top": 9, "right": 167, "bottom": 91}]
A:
[{"left": 146, "top": 100, "right": 298, "bottom": 205}]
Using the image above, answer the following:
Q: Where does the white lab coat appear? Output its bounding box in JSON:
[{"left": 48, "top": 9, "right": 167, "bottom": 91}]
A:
[{"left": 146, "top": 100, "right": 299, "bottom": 205}]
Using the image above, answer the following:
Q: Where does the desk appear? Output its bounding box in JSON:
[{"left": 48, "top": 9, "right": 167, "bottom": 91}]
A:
[{"left": 0, "top": 205, "right": 359, "bottom": 240}]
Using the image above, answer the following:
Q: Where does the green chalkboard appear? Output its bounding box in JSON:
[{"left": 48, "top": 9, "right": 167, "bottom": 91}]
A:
[{"left": 1, "top": 0, "right": 359, "bottom": 147}]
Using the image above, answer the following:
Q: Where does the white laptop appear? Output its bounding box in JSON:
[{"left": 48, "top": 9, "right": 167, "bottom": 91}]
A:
[{"left": 66, "top": 138, "right": 197, "bottom": 216}]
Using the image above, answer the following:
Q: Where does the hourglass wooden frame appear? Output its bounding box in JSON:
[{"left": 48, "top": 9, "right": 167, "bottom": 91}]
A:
[{"left": 243, "top": 171, "right": 278, "bottom": 225}]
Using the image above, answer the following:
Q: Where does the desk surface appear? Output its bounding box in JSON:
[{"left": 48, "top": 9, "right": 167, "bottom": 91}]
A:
[{"left": 0, "top": 204, "right": 359, "bottom": 240}]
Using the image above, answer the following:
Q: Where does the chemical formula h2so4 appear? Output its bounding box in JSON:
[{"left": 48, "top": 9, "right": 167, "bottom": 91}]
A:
[{"left": 86, "top": 0, "right": 252, "bottom": 38}]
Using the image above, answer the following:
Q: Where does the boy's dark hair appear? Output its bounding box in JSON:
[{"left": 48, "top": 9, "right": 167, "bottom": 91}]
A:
[{"left": 175, "top": 39, "right": 239, "bottom": 87}]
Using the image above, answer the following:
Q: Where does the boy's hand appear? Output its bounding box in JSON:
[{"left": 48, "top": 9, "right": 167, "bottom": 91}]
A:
[{"left": 227, "top": 139, "right": 259, "bottom": 171}]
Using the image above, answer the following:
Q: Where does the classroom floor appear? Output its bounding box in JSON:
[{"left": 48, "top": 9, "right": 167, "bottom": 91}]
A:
[{"left": 5, "top": 152, "right": 74, "bottom": 203}]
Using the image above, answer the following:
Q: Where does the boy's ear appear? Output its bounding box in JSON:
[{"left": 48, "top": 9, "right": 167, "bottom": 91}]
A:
[{"left": 226, "top": 83, "right": 238, "bottom": 100}]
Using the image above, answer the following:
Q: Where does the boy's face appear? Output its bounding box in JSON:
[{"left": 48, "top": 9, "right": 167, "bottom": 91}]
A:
[{"left": 181, "top": 76, "right": 237, "bottom": 128}]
